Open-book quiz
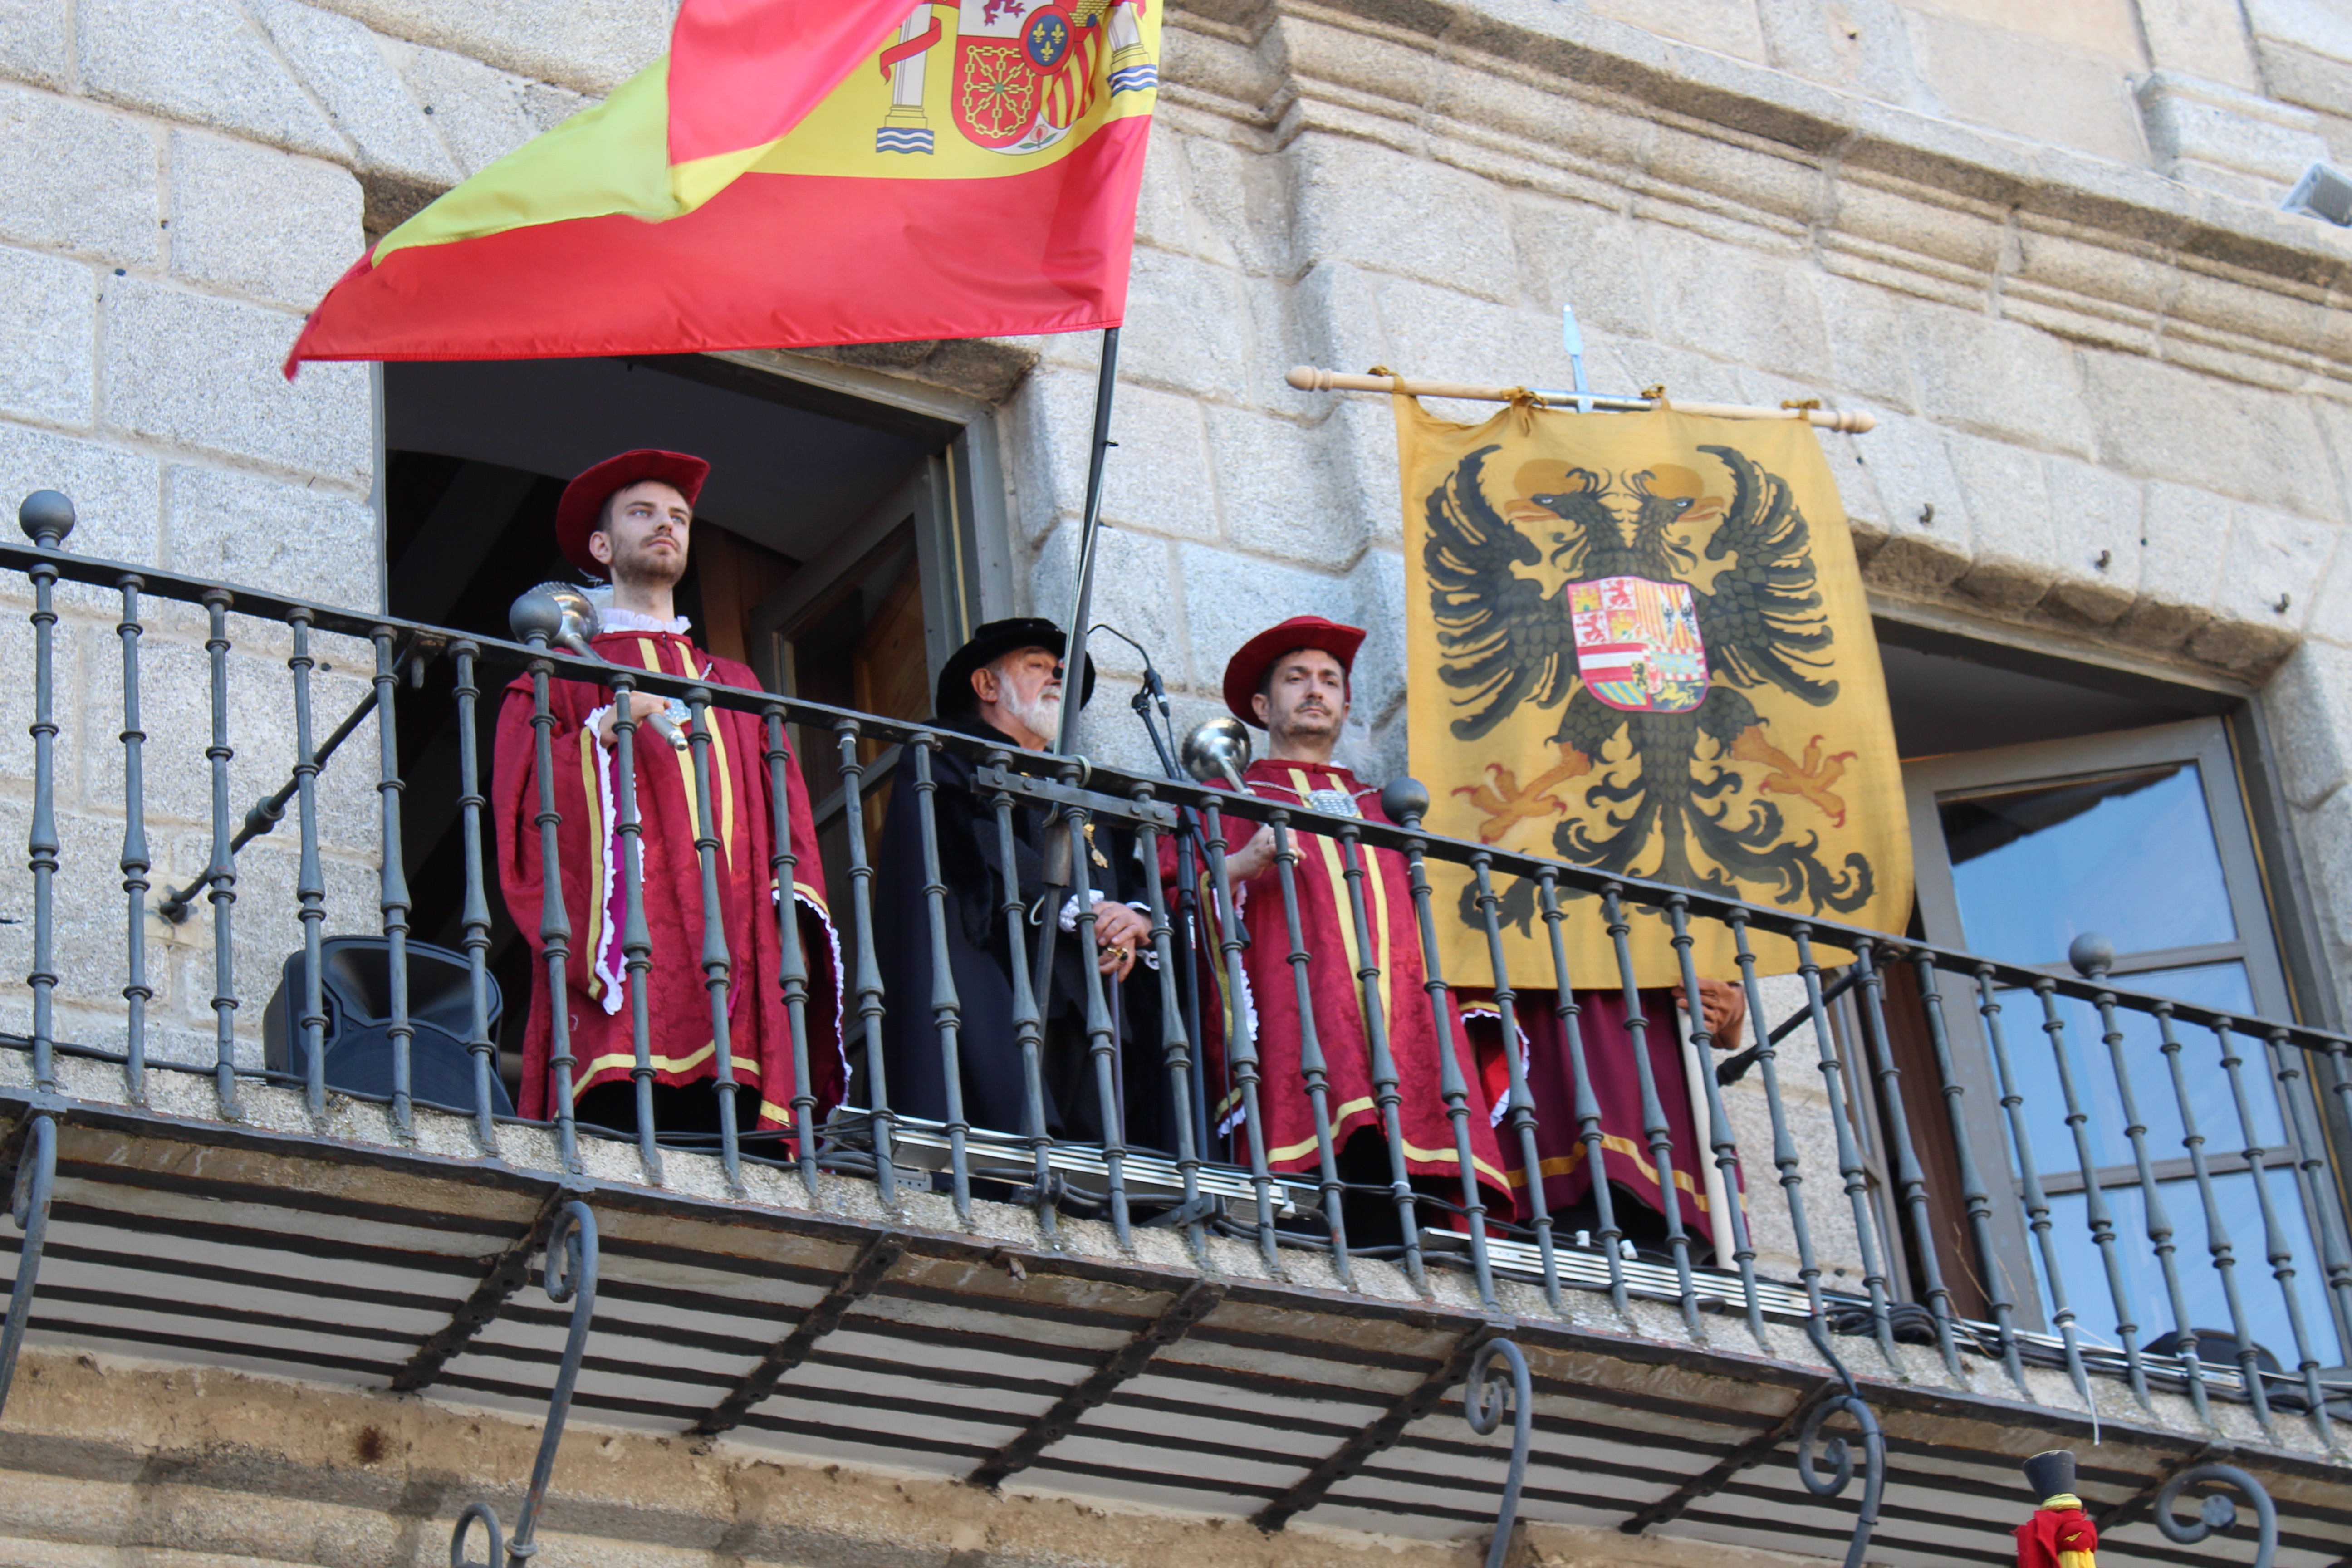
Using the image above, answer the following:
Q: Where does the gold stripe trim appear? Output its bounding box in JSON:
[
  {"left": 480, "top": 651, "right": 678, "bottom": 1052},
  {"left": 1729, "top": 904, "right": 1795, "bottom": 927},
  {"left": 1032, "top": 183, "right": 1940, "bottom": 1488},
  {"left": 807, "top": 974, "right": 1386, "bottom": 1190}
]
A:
[
  {"left": 1504, "top": 1132, "right": 1711, "bottom": 1211},
  {"left": 578, "top": 727, "right": 605, "bottom": 1000},
  {"left": 569, "top": 1041, "right": 769, "bottom": 1095}
]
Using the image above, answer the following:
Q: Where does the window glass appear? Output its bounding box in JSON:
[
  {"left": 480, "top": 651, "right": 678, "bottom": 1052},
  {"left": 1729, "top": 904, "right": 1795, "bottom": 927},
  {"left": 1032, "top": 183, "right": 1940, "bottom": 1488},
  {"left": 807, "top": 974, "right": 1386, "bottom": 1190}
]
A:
[
  {"left": 1997, "top": 962, "right": 2280, "bottom": 1176},
  {"left": 2041, "top": 1169, "right": 2337, "bottom": 1366},
  {"left": 1940, "top": 764, "right": 2235, "bottom": 965}
]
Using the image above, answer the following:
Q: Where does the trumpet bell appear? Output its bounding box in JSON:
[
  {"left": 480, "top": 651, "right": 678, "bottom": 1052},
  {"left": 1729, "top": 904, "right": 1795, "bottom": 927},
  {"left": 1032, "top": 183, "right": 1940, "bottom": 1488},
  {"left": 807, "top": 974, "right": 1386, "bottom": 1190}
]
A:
[{"left": 1181, "top": 716, "right": 1253, "bottom": 786}]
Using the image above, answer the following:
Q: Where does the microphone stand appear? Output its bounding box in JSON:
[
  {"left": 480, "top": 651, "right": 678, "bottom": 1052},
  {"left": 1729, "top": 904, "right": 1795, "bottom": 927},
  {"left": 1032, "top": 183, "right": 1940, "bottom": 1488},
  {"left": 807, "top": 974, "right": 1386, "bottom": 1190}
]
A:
[{"left": 1103, "top": 628, "right": 1215, "bottom": 1166}]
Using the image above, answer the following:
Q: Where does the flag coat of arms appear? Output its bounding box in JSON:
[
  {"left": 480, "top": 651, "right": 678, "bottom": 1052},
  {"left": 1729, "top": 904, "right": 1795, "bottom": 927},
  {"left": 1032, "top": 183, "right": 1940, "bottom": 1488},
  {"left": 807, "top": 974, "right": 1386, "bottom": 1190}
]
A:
[
  {"left": 286, "top": 0, "right": 1160, "bottom": 368},
  {"left": 1396, "top": 395, "right": 1912, "bottom": 988}
]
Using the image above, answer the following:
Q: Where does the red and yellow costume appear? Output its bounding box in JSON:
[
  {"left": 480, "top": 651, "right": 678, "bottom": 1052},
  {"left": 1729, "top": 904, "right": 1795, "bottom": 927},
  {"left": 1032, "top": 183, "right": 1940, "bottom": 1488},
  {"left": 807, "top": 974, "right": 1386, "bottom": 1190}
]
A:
[{"left": 2016, "top": 1495, "right": 2097, "bottom": 1568}]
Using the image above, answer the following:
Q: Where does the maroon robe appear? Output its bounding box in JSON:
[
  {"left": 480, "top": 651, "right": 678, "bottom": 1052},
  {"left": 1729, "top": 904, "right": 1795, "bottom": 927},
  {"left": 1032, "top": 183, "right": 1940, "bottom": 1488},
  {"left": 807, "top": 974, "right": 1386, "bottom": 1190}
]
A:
[
  {"left": 493, "top": 627, "right": 843, "bottom": 1127},
  {"left": 1178, "top": 759, "right": 1510, "bottom": 1203},
  {"left": 1465, "top": 989, "right": 1738, "bottom": 1245}
]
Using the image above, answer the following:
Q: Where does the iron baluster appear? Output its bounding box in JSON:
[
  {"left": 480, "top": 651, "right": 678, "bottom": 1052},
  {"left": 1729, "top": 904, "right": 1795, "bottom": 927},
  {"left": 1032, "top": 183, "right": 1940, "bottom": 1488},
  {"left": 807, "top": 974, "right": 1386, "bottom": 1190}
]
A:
[
  {"left": 371, "top": 629, "right": 416, "bottom": 1135},
  {"left": 1473, "top": 856, "right": 1556, "bottom": 1312},
  {"left": 1333, "top": 818, "right": 1421, "bottom": 1291},
  {"left": 609, "top": 672, "right": 662, "bottom": 1183},
  {"left": 1795, "top": 1315, "right": 1886, "bottom": 1568},
  {"left": 1666, "top": 894, "right": 1764, "bottom": 1345},
  {"left": 19, "top": 493, "right": 67, "bottom": 1093},
  {"left": 1852, "top": 938, "right": 1961, "bottom": 1376},
  {"left": 1975, "top": 966, "right": 2096, "bottom": 1412},
  {"left": 289, "top": 612, "right": 329, "bottom": 1124},
  {"left": 1909, "top": 952, "right": 2025, "bottom": 1395},
  {"left": 985, "top": 755, "right": 1057, "bottom": 1242},
  {"left": 1790, "top": 925, "right": 1894, "bottom": 1362},
  {"left": 2269, "top": 1023, "right": 2347, "bottom": 1441},
  {"left": 684, "top": 688, "right": 744, "bottom": 1187},
  {"left": 911, "top": 735, "right": 972, "bottom": 1222},
  {"left": 2151, "top": 1462, "right": 2278, "bottom": 1568},
  {"left": 1199, "top": 790, "right": 1276, "bottom": 1269},
  {"left": 833, "top": 719, "right": 893, "bottom": 1204},
  {"left": 514, "top": 604, "right": 579, "bottom": 1173},
  {"left": 117, "top": 573, "right": 149, "bottom": 1102},
  {"left": 2214, "top": 1018, "right": 2328, "bottom": 1436},
  {"left": 2072, "top": 936, "right": 2205, "bottom": 1422},
  {"left": 0, "top": 1113, "right": 57, "bottom": 1423},
  {"left": 1461, "top": 1338, "right": 1531, "bottom": 1568},
  {"left": 448, "top": 1200, "right": 598, "bottom": 1568},
  {"left": 2034, "top": 977, "right": 2148, "bottom": 1406},
  {"left": 1061, "top": 784, "right": 1132, "bottom": 1249},
  {"left": 450, "top": 643, "right": 499, "bottom": 1150},
  {"left": 203, "top": 590, "right": 241, "bottom": 1117},
  {"left": 1602, "top": 882, "right": 1699, "bottom": 1336},
  {"left": 1386, "top": 779, "right": 1495, "bottom": 1309},
  {"left": 1728, "top": 914, "right": 1824, "bottom": 1321},
  {"left": 1267, "top": 801, "right": 1352, "bottom": 1286},
  {"left": 1536, "top": 869, "right": 1625, "bottom": 1315},
  {"left": 2307, "top": 1035, "right": 2352, "bottom": 1370},
  {"left": 2153, "top": 1002, "right": 2268, "bottom": 1428},
  {"left": 762, "top": 708, "right": 819, "bottom": 1193},
  {"left": 1130, "top": 784, "right": 1208, "bottom": 1252}
]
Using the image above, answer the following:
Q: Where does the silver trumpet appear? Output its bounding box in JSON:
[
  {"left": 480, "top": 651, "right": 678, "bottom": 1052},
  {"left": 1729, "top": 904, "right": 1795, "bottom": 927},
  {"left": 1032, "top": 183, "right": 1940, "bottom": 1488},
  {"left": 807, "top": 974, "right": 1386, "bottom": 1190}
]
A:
[
  {"left": 511, "top": 583, "right": 689, "bottom": 749},
  {"left": 1181, "top": 715, "right": 1252, "bottom": 791}
]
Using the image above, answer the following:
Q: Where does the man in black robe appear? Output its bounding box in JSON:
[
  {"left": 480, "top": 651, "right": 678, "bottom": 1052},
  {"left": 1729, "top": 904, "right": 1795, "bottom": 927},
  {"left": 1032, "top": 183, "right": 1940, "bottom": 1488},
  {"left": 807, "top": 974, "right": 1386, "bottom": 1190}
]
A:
[{"left": 874, "top": 619, "right": 1168, "bottom": 1149}]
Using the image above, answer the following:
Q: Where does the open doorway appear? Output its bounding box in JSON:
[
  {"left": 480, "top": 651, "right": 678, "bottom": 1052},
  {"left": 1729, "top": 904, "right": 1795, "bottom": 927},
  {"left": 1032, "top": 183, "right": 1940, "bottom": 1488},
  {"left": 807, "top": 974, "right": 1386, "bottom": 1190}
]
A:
[{"left": 378, "top": 353, "right": 998, "bottom": 1097}]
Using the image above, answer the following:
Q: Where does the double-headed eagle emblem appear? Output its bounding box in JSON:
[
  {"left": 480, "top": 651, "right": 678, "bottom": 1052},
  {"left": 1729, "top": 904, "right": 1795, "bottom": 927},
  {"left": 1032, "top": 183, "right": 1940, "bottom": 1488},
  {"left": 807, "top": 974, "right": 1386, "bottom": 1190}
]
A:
[{"left": 1423, "top": 441, "right": 1874, "bottom": 913}]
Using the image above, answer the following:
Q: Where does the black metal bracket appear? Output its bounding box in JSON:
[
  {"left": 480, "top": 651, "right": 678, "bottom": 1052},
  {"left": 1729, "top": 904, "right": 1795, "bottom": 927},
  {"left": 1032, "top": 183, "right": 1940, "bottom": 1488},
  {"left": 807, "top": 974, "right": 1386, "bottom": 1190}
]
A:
[
  {"left": 1462, "top": 1338, "right": 1532, "bottom": 1568},
  {"left": 2152, "top": 1463, "right": 2278, "bottom": 1568},
  {"left": 0, "top": 1112, "right": 56, "bottom": 1422},
  {"left": 688, "top": 1230, "right": 906, "bottom": 1441},
  {"left": 970, "top": 1279, "right": 1225, "bottom": 1488},
  {"left": 1796, "top": 1317, "right": 1884, "bottom": 1568},
  {"left": 450, "top": 1200, "right": 597, "bottom": 1568}
]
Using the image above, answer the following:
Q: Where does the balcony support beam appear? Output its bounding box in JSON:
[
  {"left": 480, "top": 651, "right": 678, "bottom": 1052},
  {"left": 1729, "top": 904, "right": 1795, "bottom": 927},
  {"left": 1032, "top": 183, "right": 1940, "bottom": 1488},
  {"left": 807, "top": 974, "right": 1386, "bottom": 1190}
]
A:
[
  {"left": 969, "top": 1279, "right": 1225, "bottom": 1489},
  {"left": 1253, "top": 1321, "right": 1502, "bottom": 1533},
  {"left": 392, "top": 1190, "right": 567, "bottom": 1394},
  {"left": 1617, "top": 1379, "right": 1834, "bottom": 1535},
  {"left": 689, "top": 1230, "right": 907, "bottom": 1440}
]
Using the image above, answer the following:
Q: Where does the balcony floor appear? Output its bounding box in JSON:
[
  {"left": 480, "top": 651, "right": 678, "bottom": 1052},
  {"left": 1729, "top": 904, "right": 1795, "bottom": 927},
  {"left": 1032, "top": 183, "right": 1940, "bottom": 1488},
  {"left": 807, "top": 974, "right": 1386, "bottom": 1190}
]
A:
[{"left": 4, "top": 1063, "right": 2351, "bottom": 1568}]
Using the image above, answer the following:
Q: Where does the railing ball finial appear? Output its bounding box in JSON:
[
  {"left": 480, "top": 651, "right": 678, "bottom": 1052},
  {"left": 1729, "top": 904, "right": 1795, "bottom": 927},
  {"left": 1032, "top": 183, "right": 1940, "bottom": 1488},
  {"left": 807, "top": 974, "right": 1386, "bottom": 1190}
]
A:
[
  {"left": 510, "top": 587, "right": 565, "bottom": 648},
  {"left": 2067, "top": 932, "right": 2114, "bottom": 979},
  {"left": 1380, "top": 776, "right": 1432, "bottom": 827},
  {"left": 18, "top": 489, "right": 74, "bottom": 548}
]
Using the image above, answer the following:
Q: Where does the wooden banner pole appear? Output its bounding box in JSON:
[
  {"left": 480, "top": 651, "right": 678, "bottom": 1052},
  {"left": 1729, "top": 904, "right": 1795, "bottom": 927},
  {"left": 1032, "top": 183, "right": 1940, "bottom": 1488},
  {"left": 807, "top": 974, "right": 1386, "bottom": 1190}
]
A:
[{"left": 1286, "top": 365, "right": 1877, "bottom": 434}]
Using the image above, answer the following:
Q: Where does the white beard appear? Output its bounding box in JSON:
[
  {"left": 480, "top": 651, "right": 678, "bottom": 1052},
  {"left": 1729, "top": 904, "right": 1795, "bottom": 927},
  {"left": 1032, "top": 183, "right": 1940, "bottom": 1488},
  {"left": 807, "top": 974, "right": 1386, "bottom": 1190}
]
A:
[{"left": 1002, "top": 685, "right": 1063, "bottom": 744}]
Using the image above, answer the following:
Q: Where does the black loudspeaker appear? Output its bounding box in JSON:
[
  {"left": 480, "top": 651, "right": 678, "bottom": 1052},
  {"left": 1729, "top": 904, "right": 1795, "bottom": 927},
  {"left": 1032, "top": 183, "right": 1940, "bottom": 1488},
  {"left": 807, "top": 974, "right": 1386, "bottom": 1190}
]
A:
[{"left": 262, "top": 936, "right": 514, "bottom": 1119}]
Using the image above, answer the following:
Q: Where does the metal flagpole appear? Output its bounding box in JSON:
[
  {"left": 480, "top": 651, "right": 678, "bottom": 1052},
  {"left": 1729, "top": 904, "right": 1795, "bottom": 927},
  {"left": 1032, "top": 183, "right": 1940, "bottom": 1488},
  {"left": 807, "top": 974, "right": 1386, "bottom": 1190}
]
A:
[{"left": 1031, "top": 326, "right": 1121, "bottom": 1036}]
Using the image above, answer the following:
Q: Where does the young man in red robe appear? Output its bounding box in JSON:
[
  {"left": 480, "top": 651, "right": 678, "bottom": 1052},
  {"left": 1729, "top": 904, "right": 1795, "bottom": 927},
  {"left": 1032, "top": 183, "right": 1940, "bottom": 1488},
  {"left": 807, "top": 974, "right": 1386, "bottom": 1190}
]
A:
[
  {"left": 1189, "top": 615, "right": 1510, "bottom": 1243},
  {"left": 493, "top": 449, "right": 843, "bottom": 1138}
]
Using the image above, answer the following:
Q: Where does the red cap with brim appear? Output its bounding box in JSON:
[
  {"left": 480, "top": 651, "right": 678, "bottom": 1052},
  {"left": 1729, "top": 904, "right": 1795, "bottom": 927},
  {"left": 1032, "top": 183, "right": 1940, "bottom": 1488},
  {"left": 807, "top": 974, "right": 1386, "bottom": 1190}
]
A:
[
  {"left": 1222, "top": 616, "right": 1368, "bottom": 728},
  {"left": 554, "top": 449, "right": 711, "bottom": 578}
]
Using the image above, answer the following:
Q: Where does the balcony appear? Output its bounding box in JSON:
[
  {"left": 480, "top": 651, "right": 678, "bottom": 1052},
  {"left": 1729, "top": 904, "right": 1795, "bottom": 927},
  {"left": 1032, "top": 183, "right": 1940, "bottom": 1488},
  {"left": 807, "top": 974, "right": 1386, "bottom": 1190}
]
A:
[{"left": 0, "top": 489, "right": 2348, "bottom": 1568}]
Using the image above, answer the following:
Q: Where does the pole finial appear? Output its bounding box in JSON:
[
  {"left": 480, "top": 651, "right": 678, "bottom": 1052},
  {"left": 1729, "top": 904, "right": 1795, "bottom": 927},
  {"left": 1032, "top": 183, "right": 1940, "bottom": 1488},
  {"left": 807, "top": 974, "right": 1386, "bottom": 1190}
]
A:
[{"left": 18, "top": 490, "right": 74, "bottom": 548}]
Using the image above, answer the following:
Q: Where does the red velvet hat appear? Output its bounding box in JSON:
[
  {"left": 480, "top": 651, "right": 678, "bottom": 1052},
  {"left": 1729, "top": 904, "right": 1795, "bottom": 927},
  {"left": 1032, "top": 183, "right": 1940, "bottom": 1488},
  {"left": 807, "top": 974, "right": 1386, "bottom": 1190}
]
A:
[
  {"left": 1223, "top": 615, "right": 1367, "bottom": 729},
  {"left": 554, "top": 449, "right": 710, "bottom": 578}
]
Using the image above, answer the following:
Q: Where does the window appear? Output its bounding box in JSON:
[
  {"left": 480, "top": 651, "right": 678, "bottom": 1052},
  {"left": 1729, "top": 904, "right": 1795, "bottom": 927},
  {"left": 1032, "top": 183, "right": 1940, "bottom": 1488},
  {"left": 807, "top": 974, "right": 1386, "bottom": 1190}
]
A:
[{"left": 377, "top": 352, "right": 1005, "bottom": 1095}]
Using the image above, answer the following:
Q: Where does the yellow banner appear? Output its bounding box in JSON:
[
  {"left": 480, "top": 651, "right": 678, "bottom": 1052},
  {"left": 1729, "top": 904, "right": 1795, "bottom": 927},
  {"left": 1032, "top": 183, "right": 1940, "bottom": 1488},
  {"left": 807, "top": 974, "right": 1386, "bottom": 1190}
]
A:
[{"left": 1396, "top": 394, "right": 1912, "bottom": 990}]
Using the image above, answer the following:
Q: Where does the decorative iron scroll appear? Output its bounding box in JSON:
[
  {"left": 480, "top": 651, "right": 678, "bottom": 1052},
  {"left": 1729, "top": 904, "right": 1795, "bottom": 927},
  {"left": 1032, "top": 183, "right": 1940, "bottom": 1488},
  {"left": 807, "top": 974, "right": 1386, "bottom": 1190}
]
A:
[
  {"left": 451, "top": 1200, "right": 598, "bottom": 1568},
  {"left": 0, "top": 1113, "right": 57, "bottom": 1422},
  {"left": 1797, "top": 1317, "right": 1884, "bottom": 1568},
  {"left": 1464, "top": 1337, "right": 1532, "bottom": 1568},
  {"left": 2154, "top": 1462, "right": 2277, "bottom": 1568}
]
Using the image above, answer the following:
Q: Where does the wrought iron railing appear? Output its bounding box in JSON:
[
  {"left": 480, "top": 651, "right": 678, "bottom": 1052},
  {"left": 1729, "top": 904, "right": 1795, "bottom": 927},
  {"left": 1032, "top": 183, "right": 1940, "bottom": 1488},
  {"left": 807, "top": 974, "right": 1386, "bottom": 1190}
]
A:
[{"left": 0, "top": 489, "right": 2338, "bottom": 1562}]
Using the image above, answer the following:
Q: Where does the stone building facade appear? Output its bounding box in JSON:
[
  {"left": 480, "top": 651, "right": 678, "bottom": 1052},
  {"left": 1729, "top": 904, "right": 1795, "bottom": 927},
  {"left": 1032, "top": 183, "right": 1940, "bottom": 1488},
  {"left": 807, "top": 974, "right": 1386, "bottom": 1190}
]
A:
[{"left": 5, "top": 0, "right": 2352, "bottom": 1563}]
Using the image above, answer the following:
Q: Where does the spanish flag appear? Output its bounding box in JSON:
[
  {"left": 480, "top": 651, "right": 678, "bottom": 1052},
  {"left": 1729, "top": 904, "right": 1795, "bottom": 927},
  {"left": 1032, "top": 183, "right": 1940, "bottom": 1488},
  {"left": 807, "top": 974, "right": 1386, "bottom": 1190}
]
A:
[{"left": 285, "top": 0, "right": 1160, "bottom": 370}]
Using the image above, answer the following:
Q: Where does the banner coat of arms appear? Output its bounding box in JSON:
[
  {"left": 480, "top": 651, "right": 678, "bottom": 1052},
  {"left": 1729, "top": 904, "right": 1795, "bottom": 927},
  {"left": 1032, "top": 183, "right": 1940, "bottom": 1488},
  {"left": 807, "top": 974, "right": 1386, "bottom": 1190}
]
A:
[{"left": 1396, "top": 395, "right": 1913, "bottom": 988}]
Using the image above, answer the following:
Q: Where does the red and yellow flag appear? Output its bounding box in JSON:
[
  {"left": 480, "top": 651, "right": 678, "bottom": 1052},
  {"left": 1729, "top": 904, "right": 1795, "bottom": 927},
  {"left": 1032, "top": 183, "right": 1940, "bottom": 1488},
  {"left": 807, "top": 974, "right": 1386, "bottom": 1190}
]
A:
[{"left": 285, "top": 0, "right": 1161, "bottom": 370}]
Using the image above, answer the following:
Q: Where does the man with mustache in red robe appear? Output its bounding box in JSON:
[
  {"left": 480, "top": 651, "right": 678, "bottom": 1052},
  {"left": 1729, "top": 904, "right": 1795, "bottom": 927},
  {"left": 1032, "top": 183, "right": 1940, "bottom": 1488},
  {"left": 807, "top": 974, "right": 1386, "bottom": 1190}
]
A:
[
  {"left": 493, "top": 449, "right": 843, "bottom": 1139},
  {"left": 1185, "top": 615, "right": 1510, "bottom": 1244}
]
